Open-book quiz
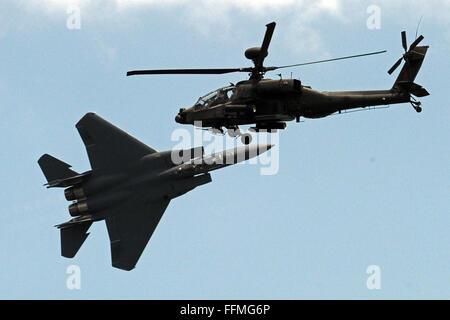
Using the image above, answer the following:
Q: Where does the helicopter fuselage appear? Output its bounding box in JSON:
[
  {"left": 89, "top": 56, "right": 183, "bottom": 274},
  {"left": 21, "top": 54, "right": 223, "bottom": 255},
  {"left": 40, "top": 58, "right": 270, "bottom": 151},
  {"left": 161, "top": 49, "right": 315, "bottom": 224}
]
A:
[{"left": 175, "top": 78, "right": 411, "bottom": 131}]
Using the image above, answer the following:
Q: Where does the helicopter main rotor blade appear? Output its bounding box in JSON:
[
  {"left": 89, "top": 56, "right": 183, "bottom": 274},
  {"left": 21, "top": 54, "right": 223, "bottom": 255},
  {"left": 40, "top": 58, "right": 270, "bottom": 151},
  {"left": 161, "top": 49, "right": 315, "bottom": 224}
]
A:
[
  {"left": 126, "top": 68, "right": 249, "bottom": 76},
  {"left": 260, "top": 22, "right": 276, "bottom": 57},
  {"left": 272, "top": 50, "right": 387, "bottom": 70},
  {"left": 251, "top": 22, "right": 276, "bottom": 69}
]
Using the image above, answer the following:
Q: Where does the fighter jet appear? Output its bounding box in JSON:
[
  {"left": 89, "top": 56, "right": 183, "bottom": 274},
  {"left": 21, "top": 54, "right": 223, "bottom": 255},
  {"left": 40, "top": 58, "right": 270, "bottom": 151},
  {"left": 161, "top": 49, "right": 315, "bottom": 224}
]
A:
[{"left": 38, "top": 113, "right": 273, "bottom": 271}]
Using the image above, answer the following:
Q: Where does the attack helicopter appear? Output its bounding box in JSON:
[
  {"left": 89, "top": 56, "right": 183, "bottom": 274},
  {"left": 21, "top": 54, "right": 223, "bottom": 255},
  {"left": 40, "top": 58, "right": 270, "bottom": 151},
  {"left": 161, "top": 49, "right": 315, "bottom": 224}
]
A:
[{"left": 127, "top": 22, "right": 429, "bottom": 144}]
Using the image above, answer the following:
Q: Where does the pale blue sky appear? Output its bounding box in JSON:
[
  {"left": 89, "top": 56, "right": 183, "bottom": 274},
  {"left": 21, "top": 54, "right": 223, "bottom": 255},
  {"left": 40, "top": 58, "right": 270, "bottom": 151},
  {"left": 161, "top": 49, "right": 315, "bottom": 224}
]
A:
[{"left": 0, "top": 0, "right": 448, "bottom": 299}]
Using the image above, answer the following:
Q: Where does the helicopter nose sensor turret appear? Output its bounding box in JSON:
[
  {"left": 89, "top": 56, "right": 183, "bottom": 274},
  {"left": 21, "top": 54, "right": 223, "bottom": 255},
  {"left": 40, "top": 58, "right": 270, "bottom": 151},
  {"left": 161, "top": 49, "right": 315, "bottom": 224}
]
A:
[{"left": 175, "top": 108, "right": 186, "bottom": 123}]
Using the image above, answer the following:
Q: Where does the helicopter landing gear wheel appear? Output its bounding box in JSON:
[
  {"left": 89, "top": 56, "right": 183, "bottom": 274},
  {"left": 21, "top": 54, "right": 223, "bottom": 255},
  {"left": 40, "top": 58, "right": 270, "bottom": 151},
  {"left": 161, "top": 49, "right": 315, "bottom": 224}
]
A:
[
  {"left": 410, "top": 99, "right": 423, "bottom": 113},
  {"left": 241, "top": 133, "right": 252, "bottom": 145}
]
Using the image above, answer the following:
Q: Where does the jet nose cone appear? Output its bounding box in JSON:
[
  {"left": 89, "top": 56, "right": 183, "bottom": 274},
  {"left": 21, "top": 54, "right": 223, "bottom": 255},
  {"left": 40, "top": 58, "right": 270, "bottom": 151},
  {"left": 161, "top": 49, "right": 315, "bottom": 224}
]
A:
[
  {"left": 228, "top": 143, "right": 275, "bottom": 164},
  {"left": 246, "top": 143, "right": 274, "bottom": 157},
  {"left": 259, "top": 144, "right": 275, "bottom": 152}
]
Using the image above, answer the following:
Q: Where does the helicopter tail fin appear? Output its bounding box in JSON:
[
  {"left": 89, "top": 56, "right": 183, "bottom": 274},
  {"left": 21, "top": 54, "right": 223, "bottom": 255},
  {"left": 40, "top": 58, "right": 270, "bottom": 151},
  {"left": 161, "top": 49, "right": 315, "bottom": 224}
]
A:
[{"left": 392, "top": 46, "right": 428, "bottom": 95}]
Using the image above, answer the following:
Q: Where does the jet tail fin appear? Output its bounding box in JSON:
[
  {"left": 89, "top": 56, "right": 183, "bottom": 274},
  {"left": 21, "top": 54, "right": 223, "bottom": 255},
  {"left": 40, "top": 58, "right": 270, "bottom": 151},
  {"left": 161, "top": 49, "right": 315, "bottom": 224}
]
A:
[
  {"left": 58, "top": 220, "right": 93, "bottom": 258},
  {"left": 38, "top": 154, "right": 78, "bottom": 183}
]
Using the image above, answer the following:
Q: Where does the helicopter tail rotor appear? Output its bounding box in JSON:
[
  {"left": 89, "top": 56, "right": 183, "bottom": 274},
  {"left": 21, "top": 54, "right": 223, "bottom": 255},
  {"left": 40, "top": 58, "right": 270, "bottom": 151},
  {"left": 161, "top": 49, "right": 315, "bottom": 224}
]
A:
[{"left": 388, "top": 31, "right": 426, "bottom": 75}]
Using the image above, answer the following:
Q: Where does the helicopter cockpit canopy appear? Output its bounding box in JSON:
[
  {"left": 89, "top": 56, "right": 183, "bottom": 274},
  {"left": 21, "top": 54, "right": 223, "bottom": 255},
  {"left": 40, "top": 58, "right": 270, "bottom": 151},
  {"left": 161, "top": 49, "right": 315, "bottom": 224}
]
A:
[{"left": 194, "top": 85, "right": 235, "bottom": 109}]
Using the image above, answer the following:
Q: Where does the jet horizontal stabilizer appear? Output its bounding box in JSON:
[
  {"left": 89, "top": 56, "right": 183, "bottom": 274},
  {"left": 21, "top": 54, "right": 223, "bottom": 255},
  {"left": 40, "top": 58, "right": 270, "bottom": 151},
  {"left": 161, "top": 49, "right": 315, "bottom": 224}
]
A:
[
  {"left": 55, "top": 215, "right": 95, "bottom": 229},
  {"left": 44, "top": 171, "right": 91, "bottom": 188},
  {"left": 38, "top": 154, "right": 79, "bottom": 184},
  {"left": 56, "top": 218, "right": 93, "bottom": 258}
]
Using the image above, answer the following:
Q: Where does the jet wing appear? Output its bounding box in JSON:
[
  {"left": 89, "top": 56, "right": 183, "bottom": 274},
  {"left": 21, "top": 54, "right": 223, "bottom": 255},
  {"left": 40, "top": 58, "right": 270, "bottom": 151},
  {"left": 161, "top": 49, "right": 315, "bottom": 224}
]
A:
[
  {"left": 76, "top": 113, "right": 157, "bottom": 170},
  {"left": 104, "top": 196, "right": 170, "bottom": 271}
]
